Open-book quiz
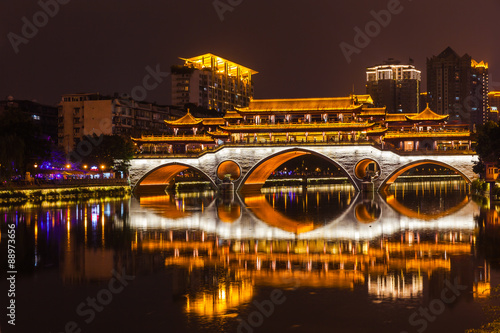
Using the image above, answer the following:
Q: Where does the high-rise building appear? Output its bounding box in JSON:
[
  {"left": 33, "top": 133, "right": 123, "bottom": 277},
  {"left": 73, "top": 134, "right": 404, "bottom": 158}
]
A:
[
  {"left": 58, "top": 93, "right": 181, "bottom": 153},
  {"left": 489, "top": 91, "right": 500, "bottom": 122},
  {"left": 427, "top": 47, "right": 489, "bottom": 128},
  {"left": 419, "top": 92, "right": 429, "bottom": 112},
  {"left": 489, "top": 91, "right": 500, "bottom": 110},
  {"left": 366, "top": 58, "right": 421, "bottom": 113},
  {"left": 470, "top": 60, "right": 489, "bottom": 126},
  {"left": 170, "top": 53, "right": 258, "bottom": 113}
]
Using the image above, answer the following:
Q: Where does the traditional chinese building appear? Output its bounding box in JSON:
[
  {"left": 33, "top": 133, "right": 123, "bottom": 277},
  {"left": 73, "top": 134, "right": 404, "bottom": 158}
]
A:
[
  {"left": 220, "top": 95, "right": 387, "bottom": 144},
  {"left": 132, "top": 96, "right": 471, "bottom": 154},
  {"left": 132, "top": 110, "right": 224, "bottom": 154},
  {"left": 383, "top": 105, "right": 471, "bottom": 151}
]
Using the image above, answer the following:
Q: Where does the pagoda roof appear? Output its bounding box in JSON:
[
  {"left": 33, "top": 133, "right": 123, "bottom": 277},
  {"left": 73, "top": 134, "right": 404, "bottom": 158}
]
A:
[
  {"left": 366, "top": 127, "right": 388, "bottom": 135},
  {"left": 355, "top": 95, "right": 374, "bottom": 105},
  {"left": 405, "top": 106, "right": 449, "bottom": 122},
  {"left": 207, "top": 130, "right": 230, "bottom": 138},
  {"left": 236, "top": 96, "right": 365, "bottom": 114},
  {"left": 202, "top": 118, "right": 225, "bottom": 126},
  {"left": 219, "top": 122, "right": 375, "bottom": 133},
  {"left": 360, "top": 107, "right": 386, "bottom": 116},
  {"left": 131, "top": 134, "right": 214, "bottom": 144},
  {"left": 164, "top": 111, "right": 203, "bottom": 127},
  {"left": 385, "top": 113, "right": 411, "bottom": 122},
  {"left": 223, "top": 110, "right": 243, "bottom": 119}
]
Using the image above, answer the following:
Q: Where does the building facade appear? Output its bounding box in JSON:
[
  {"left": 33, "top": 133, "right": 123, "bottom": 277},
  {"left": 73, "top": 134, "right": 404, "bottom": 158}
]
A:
[
  {"left": 470, "top": 60, "right": 489, "bottom": 126},
  {"left": 427, "top": 47, "right": 489, "bottom": 128},
  {"left": 366, "top": 59, "right": 421, "bottom": 113},
  {"left": 170, "top": 53, "right": 257, "bottom": 113},
  {"left": 490, "top": 91, "right": 500, "bottom": 109},
  {"left": 58, "top": 93, "right": 182, "bottom": 153},
  {"left": 0, "top": 96, "right": 58, "bottom": 142},
  {"left": 488, "top": 91, "right": 500, "bottom": 122}
]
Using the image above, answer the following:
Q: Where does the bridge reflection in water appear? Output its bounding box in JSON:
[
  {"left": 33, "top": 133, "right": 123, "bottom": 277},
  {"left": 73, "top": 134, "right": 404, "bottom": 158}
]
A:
[{"left": 128, "top": 181, "right": 487, "bottom": 318}]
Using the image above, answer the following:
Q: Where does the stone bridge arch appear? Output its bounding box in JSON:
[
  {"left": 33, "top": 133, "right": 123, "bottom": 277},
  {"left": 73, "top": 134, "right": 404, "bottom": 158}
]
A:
[
  {"left": 378, "top": 159, "right": 473, "bottom": 191},
  {"left": 235, "top": 148, "right": 359, "bottom": 193},
  {"left": 134, "top": 162, "right": 217, "bottom": 196},
  {"left": 129, "top": 145, "right": 478, "bottom": 195}
]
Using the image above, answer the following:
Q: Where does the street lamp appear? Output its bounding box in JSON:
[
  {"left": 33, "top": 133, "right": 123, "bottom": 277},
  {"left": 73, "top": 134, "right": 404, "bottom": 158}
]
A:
[{"left": 66, "top": 164, "right": 71, "bottom": 169}]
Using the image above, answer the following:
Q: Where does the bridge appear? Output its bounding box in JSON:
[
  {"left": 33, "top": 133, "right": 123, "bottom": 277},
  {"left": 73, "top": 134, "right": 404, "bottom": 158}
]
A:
[{"left": 129, "top": 143, "right": 478, "bottom": 195}]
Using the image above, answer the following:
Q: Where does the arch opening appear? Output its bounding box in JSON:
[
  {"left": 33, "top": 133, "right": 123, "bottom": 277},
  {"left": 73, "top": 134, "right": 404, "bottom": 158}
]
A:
[
  {"left": 354, "top": 159, "right": 381, "bottom": 180},
  {"left": 238, "top": 148, "right": 358, "bottom": 193},
  {"left": 380, "top": 160, "right": 472, "bottom": 191},
  {"left": 134, "top": 163, "right": 217, "bottom": 197},
  {"left": 217, "top": 160, "right": 241, "bottom": 181}
]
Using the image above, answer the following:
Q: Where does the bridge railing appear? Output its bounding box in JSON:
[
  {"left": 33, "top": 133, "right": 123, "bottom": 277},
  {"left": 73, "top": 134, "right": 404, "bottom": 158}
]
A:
[{"left": 133, "top": 141, "right": 476, "bottom": 159}]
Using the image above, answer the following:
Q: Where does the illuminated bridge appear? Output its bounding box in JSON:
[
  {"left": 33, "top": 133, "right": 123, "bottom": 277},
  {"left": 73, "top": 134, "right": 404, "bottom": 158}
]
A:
[{"left": 129, "top": 144, "right": 478, "bottom": 195}]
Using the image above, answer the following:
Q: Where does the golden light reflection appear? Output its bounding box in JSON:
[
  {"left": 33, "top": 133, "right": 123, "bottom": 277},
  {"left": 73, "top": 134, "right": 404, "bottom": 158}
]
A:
[
  {"left": 368, "top": 274, "right": 423, "bottom": 299},
  {"left": 474, "top": 282, "right": 491, "bottom": 299},
  {"left": 244, "top": 195, "right": 315, "bottom": 234},
  {"left": 185, "top": 280, "right": 254, "bottom": 317},
  {"left": 384, "top": 194, "right": 469, "bottom": 220},
  {"left": 157, "top": 234, "right": 475, "bottom": 317},
  {"left": 217, "top": 203, "right": 241, "bottom": 223}
]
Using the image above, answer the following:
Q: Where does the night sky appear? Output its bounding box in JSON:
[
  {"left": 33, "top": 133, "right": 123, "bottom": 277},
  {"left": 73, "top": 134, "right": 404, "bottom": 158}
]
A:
[{"left": 2, "top": 0, "right": 499, "bottom": 106}]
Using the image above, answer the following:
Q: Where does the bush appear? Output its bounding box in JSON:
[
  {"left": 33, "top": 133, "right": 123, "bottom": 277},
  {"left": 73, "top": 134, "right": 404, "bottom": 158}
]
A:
[{"left": 472, "top": 179, "right": 488, "bottom": 192}]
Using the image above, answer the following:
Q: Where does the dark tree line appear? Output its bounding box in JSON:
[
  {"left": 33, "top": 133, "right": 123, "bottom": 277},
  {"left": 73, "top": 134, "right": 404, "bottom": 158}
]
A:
[
  {"left": 71, "top": 134, "right": 135, "bottom": 174},
  {"left": 473, "top": 121, "right": 500, "bottom": 175},
  {"left": 0, "top": 109, "right": 51, "bottom": 180}
]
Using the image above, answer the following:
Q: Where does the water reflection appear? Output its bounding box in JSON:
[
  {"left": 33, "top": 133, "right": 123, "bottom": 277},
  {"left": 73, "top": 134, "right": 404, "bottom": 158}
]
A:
[
  {"left": 1, "top": 181, "right": 494, "bottom": 332},
  {"left": 129, "top": 183, "right": 477, "bottom": 241}
]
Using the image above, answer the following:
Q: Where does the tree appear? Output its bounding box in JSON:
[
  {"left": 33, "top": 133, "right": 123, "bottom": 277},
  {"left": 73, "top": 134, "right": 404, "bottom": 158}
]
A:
[
  {"left": 76, "top": 135, "right": 135, "bottom": 174},
  {"left": 473, "top": 121, "right": 500, "bottom": 176},
  {"left": 0, "top": 109, "right": 50, "bottom": 180}
]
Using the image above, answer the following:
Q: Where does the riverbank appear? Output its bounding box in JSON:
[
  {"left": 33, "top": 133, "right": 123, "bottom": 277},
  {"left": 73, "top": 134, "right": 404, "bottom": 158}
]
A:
[
  {"left": 472, "top": 179, "right": 500, "bottom": 201},
  {"left": 0, "top": 185, "right": 131, "bottom": 204}
]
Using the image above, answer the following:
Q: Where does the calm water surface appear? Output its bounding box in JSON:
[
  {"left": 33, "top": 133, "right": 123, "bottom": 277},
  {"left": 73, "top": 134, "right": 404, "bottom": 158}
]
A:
[{"left": 1, "top": 181, "right": 500, "bottom": 333}]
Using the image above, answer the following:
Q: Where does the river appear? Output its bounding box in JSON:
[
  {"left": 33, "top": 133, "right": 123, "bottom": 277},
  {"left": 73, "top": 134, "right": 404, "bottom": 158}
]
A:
[{"left": 1, "top": 181, "right": 499, "bottom": 333}]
